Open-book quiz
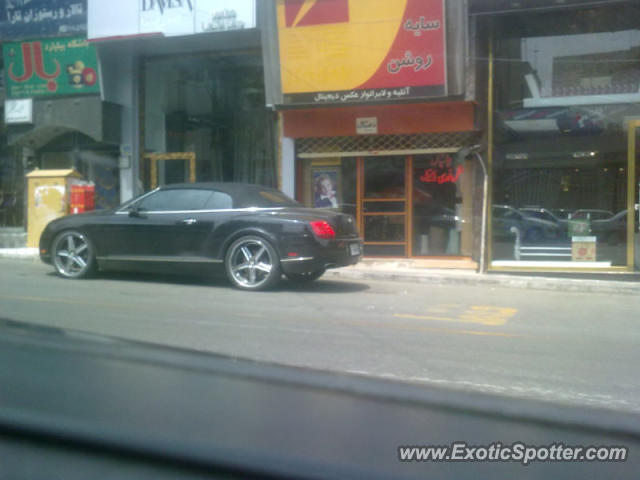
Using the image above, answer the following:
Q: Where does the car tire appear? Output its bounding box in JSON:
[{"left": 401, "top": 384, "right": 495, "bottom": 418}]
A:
[
  {"left": 225, "top": 235, "right": 281, "bottom": 290},
  {"left": 285, "top": 268, "right": 326, "bottom": 284},
  {"left": 51, "top": 230, "right": 97, "bottom": 279}
]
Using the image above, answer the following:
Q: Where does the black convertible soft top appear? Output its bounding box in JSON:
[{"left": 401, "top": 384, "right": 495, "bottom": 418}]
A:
[{"left": 158, "top": 182, "right": 301, "bottom": 208}]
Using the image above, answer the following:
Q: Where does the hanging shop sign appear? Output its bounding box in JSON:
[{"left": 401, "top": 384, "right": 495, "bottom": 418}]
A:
[
  {"left": 4, "top": 98, "right": 33, "bottom": 124},
  {"left": 1, "top": 0, "right": 86, "bottom": 41},
  {"left": 3, "top": 37, "right": 100, "bottom": 98},
  {"left": 87, "top": 0, "right": 256, "bottom": 40},
  {"left": 276, "top": 0, "right": 447, "bottom": 105},
  {"left": 356, "top": 117, "right": 378, "bottom": 135}
]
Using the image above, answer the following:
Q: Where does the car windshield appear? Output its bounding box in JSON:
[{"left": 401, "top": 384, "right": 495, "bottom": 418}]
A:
[{"left": 2, "top": 1, "right": 640, "bottom": 478}]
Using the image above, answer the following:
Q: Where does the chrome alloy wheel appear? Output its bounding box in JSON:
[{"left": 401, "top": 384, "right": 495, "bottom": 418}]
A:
[
  {"left": 52, "top": 231, "right": 94, "bottom": 278},
  {"left": 226, "top": 236, "right": 280, "bottom": 290}
]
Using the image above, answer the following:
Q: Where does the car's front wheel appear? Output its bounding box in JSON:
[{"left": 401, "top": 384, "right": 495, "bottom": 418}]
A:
[
  {"left": 285, "top": 268, "right": 326, "bottom": 283},
  {"left": 52, "top": 230, "right": 96, "bottom": 279},
  {"left": 225, "top": 235, "right": 281, "bottom": 290}
]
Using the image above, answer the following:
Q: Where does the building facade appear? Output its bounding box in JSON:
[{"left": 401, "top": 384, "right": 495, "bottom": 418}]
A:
[
  {"left": 472, "top": 0, "right": 640, "bottom": 273},
  {"left": 1, "top": 0, "right": 121, "bottom": 246},
  {"left": 87, "top": 0, "right": 275, "bottom": 204},
  {"left": 266, "top": 0, "right": 483, "bottom": 268},
  {"left": 3, "top": 0, "right": 639, "bottom": 275}
]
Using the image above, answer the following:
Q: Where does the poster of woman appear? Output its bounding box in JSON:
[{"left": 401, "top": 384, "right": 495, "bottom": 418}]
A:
[{"left": 313, "top": 169, "right": 340, "bottom": 208}]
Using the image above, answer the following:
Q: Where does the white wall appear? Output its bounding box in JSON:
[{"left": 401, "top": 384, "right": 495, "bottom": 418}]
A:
[
  {"left": 97, "top": 43, "right": 139, "bottom": 202},
  {"left": 281, "top": 136, "right": 295, "bottom": 198}
]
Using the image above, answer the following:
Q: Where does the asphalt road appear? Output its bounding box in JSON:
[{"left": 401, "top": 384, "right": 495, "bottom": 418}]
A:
[{"left": 2, "top": 258, "right": 640, "bottom": 414}]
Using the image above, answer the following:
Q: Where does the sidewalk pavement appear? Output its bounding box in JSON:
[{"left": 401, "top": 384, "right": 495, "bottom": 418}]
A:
[
  {"left": 326, "top": 259, "right": 640, "bottom": 296},
  {"left": 2, "top": 248, "right": 639, "bottom": 295},
  {"left": 0, "top": 248, "right": 39, "bottom": 260}
]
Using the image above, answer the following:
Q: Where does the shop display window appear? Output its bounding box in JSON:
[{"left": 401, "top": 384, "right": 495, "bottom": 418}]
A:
[
  {"left": 143, "top": 52, "right": 275, "bottom": 189},
  {"left": 491, "top": 5, "right": 640, "bottom": 269}
]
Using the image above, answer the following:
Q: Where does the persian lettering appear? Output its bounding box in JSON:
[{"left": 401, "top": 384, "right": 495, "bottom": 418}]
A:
[
  {"left": 312, "top": 87, "right": 412, "bottom": 104},
  {"left": 403, "top": 16, "right": 441, "bottom": 36},
  {"left": 8, "top": 42, "right": 60, "bottom": 84},
  {"left": 387, "top": 51, "right": 433, "bottom": 74},
  {"left": 4, "top": 37, "right": 100, "bottom": 98},
  {"left": 420, "top": 165, "right": 464, "bottom": 184}
]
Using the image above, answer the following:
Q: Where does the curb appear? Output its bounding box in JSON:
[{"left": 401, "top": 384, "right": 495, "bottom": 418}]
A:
[
  {"left": 325, "top": 268, "right": 640, "bottom": 296},
  {"left": 0, "top": 249, "right": 39, "bottom": 260}
]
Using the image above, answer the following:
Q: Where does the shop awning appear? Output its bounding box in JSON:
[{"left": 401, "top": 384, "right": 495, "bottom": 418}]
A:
[{"left": 7, "top": 97, "right": 121, "bottom": 149}]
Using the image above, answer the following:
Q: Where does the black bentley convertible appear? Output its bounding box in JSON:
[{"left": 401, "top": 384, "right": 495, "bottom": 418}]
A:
[{"left": 39, "top": 183, "right": 362, "bottom": 290}]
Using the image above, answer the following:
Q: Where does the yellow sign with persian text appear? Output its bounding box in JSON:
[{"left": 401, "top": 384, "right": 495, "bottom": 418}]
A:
[{"left": 276, "top": 0, "right": 446, "bottom": 105}]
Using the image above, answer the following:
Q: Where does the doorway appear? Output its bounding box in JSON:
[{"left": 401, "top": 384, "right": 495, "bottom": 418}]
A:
[{"left": 356, "top": 154, "right": 473, "bottom": 258}]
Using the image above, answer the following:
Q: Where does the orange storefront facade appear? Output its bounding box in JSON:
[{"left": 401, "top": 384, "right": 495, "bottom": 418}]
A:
[
  {"left": 282, "top": 102, "right": 480, "bottom": 263},
  {"left": 270, "top": 0, "right": 480, "bottom": 265}
]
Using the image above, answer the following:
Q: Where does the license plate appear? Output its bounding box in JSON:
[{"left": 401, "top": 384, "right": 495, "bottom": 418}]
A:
[{"left": 349, "top": 243, "right": 361, "bottom": 256}]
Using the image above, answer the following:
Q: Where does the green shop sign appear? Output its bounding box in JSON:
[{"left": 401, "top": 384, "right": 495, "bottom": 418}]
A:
[{"left": 3, "top": 37, "right": 100, "bottom": 99}]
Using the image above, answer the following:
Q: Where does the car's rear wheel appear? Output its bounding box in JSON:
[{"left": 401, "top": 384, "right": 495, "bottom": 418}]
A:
[
  {"left": 286, "top": 268, "right": 326, "bottom": 283},
  {"left": 52, "top": 230, "right": 96, "bottom": 279},
  {"left": 225, "top": 236, "right": 281, "bottom": 290}
]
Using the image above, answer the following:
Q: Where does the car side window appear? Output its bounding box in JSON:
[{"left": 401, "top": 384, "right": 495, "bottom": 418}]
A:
[
  {"left": 136, "top": 189, "right": 213, "bottom": 212},
  {"left": 203, "top": 191, "right": 233, "bottom": 210},
  {"left": 503, "top": 210, "right": 521, "bottom": 221}
]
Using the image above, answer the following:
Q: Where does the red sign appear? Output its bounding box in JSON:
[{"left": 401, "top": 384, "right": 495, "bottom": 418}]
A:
[
  {"left": 357, "top": 0, "right": 446, "bottom": 92},
  {"left": 285, "top": 0, "right": 349, "bottom": 27},
  {"left": 420, "top": 156, "right": 464, "bottom": 184}
]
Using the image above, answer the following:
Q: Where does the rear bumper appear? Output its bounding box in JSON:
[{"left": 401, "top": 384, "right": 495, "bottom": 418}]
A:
[{"left": 280, "top": 238, "right": 362, "bottom": 274}]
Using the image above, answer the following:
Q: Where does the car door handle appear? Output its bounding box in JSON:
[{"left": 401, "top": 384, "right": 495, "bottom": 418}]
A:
[{"left": 182, "top": 218, "right": 197, "bottom": 225}]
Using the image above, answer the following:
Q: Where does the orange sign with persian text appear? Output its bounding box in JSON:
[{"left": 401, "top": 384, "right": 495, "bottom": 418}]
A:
[{"left": 277, "top": 0, "right": 446, "bottom": 105}]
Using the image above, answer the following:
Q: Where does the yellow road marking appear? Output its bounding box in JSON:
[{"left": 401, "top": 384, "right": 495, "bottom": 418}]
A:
[{"left": 395, "top": 305, "right": 518, "bottom": 326}]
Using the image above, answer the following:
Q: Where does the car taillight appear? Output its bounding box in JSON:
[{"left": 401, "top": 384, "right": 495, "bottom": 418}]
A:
[{"left": 310, "top": 220, "right": 336, "bottom": 239}]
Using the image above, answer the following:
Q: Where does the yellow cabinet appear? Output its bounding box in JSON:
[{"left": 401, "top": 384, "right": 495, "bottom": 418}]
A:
[{"left": 26, "top": 169, "right": 84, "bottom": 248}]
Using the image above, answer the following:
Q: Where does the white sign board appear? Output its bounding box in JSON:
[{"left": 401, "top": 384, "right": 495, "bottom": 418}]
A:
[
  {"left": 88, "top": 0, "right": 256, "bottom": 40},
  {"left": 356, "top": 117, "right": 378, "bottom": 135},
  {"left": 4, "top": 98, "right": 33, "bottom": 124}
]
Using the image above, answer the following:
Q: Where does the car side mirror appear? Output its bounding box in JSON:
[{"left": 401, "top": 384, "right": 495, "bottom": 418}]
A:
[{"left": 128, "top": 206, "right": 144, "bottom": 218}]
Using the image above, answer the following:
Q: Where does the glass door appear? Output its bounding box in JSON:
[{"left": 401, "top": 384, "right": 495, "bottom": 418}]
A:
[
  {"left": 631, "top": 120, "right": 640, "bottom": 270},
  {"left": 358, "top": 157, "right": 408, "bottom": 257},
  {"left": 412, "top": 154, "right": 469, "bottom": 257}
]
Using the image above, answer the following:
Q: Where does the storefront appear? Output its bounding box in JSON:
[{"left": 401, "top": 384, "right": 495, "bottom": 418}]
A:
[
  {"left": 88, "top": 0, "right": 272, "bottom": 200},
  {"left": 0, "top": 65, "right": 24, "bottom": 230},
  {"left": 141, "top": 47, "right": 275, "bottom": 190},
  {"left": 3, "top": 37, "right": 121, "bottom": 214},
  {"left": 270, "top": 0, "right": 480, "bottom": 265},
  {"left": 1, "top": 1, "right": 104, "bottom": 240},
  {"left": 282, "top": 103, "right": 479, "bottom": 262},
  {"left": 478, "top": 0, "right": 640, "bottom": 272},
  {"left": 0, "top": 0, "right": 125, "bottom": 247}
]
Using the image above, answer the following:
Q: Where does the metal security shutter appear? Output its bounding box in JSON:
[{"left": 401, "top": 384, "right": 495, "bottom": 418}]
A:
[{"left": 296, "top": 131, "right": 481, "bottom": 158}]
